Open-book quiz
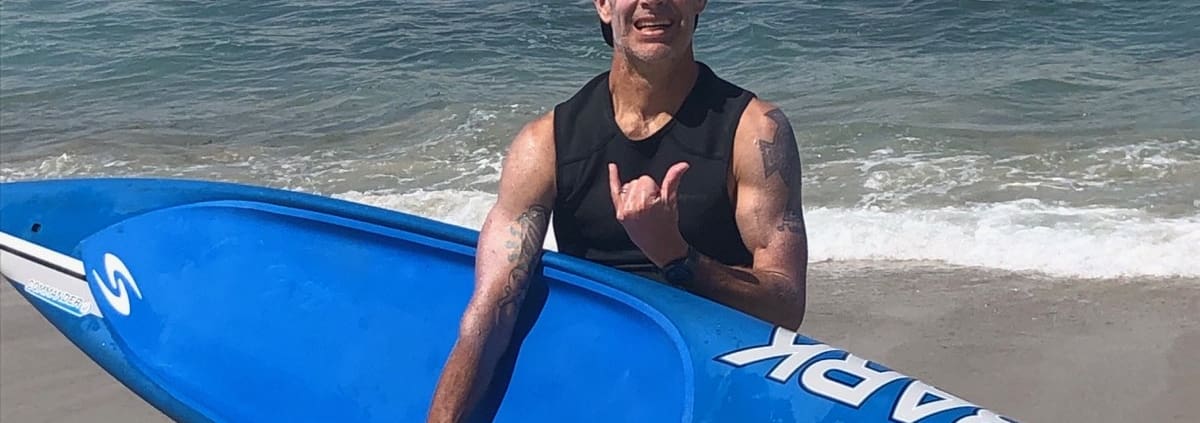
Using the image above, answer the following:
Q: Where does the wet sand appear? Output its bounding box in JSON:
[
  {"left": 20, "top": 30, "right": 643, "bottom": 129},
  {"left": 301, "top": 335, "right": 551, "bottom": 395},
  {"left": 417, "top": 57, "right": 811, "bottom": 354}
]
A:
[{"left": 2, "top": 263, "right": 1197, "bottom": 422}]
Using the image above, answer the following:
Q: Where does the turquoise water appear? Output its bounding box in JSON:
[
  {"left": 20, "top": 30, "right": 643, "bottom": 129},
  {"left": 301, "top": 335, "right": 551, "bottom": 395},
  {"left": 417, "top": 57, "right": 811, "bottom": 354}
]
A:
[{"left": 2, "top": 0, "right": 1198, "bottom": 278}]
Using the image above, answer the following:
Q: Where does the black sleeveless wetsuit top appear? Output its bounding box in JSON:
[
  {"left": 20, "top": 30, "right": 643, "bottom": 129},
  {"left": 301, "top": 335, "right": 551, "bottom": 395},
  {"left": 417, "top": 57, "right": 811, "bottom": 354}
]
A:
[{"left": 551, "top": 62, "right": 757, "bottom": 282}]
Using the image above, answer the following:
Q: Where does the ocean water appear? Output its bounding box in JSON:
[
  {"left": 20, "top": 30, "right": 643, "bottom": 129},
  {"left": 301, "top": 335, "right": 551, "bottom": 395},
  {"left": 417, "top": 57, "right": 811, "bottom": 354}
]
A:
[{"left": 2, "top": 0, "right": 1197, "bottom": 279}]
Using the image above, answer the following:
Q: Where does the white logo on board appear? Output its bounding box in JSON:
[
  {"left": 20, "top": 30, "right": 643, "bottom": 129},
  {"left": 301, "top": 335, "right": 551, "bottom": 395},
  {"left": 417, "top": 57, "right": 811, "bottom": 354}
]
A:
[
  {"left": 92, "top": 253, "right": 142, "bottom": 316},
  {"left": 716, "top": 327, "right": 1012, "bottom": 422}
]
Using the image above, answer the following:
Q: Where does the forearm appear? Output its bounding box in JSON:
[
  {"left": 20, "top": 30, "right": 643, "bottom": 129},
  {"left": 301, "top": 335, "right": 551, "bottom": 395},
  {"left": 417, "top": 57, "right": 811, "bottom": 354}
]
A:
[
  {"left": 427, "top": 204, "right": 549, "bottom": 423},
  {"left": 685, "top": 252, "right": 806, "bottom": 329},
  {"left": 426, "top": 301, "right": 518, "bottom": 423}
]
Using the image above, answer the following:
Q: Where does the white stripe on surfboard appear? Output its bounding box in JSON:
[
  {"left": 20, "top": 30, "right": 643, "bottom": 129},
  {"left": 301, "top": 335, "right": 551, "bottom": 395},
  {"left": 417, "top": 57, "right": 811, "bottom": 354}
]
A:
[
  {"left": 0, "top": 231, "right": 102, "bottom": 318},
  {"left": 0, "top": 231, "right": 85, "bottom": 276}
]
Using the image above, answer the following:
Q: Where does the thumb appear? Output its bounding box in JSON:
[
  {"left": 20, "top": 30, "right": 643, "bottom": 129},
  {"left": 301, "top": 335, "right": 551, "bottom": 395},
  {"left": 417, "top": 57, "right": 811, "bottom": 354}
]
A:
[{"left": 660, "top": 162, "right": 690, "bottom": 203}]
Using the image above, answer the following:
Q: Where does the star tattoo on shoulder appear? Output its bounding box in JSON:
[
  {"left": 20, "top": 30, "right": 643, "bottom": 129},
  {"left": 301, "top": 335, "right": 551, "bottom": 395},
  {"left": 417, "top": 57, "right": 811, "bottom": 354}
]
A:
[{"left": 755, "top": 109, "right": 806, "bottom": 234}]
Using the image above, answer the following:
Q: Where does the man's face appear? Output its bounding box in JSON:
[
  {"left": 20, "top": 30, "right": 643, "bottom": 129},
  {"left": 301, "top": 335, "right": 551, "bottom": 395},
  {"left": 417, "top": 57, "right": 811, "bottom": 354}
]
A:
[{"left": 596, "top": 0, "right": 705, "bottom": 63}]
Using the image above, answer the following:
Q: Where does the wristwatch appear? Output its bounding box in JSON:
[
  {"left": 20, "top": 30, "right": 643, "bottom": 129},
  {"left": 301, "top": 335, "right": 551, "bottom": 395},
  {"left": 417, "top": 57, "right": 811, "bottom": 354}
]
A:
[{"left": 660, "top": 246, "right": 698, "bottom": 287}]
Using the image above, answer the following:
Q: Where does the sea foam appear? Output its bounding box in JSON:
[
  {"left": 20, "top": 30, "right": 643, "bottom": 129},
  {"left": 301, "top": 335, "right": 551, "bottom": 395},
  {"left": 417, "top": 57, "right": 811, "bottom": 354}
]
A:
[{"left": 339, "top": 189, "right": 1199, "bottom": 279}]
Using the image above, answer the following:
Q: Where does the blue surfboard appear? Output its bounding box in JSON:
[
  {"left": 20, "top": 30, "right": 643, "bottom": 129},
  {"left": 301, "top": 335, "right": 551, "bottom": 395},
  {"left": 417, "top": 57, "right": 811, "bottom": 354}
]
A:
[{"left": 0, "top": 177, "right": 1014, "bottom": 422}]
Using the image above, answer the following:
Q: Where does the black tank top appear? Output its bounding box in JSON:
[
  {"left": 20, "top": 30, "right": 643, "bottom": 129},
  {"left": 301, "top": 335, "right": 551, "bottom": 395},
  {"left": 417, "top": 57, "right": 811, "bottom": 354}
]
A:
[{"left": 552, "top": 61, "right": 756, "bottom": 281}]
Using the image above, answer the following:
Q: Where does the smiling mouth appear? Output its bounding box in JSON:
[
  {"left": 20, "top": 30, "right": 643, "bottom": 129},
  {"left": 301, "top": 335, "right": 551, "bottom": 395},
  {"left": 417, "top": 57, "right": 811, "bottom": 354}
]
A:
[{"left": 634, "top": 19, "right": 674, "bottom": 34}]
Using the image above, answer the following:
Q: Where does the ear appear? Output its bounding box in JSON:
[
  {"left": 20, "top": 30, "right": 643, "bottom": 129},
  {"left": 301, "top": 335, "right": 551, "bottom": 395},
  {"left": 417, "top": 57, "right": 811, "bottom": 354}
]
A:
[{"left": 594, "top": 0, "right": 612, "bottom": 24}]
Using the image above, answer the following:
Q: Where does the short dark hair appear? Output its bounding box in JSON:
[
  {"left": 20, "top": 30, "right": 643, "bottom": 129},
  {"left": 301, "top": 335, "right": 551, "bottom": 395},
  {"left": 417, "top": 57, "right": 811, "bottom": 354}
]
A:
[{"left": 600, "top": 15, "right": 700, "bottom": 47}]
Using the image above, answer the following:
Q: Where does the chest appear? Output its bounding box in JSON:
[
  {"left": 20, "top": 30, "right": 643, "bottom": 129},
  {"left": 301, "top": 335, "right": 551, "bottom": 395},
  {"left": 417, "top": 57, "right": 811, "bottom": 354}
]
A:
[{"left": 557, "top": 134, "right": 735, "bottom": 247}]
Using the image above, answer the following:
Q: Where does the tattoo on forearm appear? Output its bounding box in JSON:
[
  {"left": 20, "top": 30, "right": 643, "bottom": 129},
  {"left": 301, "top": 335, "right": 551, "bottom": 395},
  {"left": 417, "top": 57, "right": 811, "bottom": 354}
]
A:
[
  {"left": 497, "top": 205, "right": 550, "bottom": 323},
  {"left": 757, "top": 109, "right": 806, "bottom": 233}
]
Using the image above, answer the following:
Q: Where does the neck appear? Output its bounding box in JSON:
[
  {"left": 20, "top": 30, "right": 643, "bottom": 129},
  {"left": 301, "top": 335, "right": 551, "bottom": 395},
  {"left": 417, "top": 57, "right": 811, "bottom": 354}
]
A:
[{"left": 608, "top": 50, "right": 699, "bottom": 122}]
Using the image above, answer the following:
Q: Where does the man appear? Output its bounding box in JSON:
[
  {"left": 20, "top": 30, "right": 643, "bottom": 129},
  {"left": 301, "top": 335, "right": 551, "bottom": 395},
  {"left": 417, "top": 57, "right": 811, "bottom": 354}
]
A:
[{"left": 426, "top": 0, "right": 807, "bottom": 421}]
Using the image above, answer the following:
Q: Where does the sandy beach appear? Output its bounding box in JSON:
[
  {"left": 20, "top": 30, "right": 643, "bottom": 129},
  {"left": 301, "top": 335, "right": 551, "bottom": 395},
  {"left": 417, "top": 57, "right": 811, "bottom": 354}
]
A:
[
  {"left": 3, "top": 263, "right": 1197, "bottom": 422},
  {"left": 801, "top": 261, "right": 1199, "bottom": 423}
]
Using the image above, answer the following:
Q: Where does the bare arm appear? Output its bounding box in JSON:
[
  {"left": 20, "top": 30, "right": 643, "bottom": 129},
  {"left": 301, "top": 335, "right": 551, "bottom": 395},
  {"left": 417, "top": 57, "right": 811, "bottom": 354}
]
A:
[
  {"left": 426, "top": 113, "right": 555, "bottom": 423},
  {"left": 680, "top": 100, "right": 809, "bottom": 329}
]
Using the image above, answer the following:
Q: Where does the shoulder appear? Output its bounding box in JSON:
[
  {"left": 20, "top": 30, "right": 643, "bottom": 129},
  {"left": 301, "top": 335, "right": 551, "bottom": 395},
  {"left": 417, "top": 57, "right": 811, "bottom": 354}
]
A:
[
  {"left": 732, "top": 98, "right": 797, "bottom": 174},
  {"left": 494, "top": 110, "right": 558, "bottom": 205},
  {"left": 508, "top": 110, "right": 556, "bottom": 159},
  {"left": 737, "top": 97, "right": 792, "bottom": 139}
]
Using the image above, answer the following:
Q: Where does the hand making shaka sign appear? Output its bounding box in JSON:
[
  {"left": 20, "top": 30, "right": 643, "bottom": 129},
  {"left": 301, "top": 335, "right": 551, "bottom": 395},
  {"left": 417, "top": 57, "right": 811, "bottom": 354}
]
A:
[{"left": 607, "top": 161, "right": 692, "bottom": 267}]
